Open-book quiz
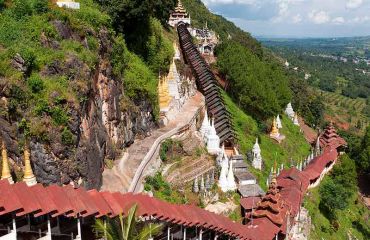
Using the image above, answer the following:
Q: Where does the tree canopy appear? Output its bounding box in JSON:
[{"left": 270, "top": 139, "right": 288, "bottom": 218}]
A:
[{"left": 216, "top": 41, "right": 292, "bottom": 120}]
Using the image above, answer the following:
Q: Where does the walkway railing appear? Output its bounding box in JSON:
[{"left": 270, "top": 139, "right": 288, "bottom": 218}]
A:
[{"left": 129, "top": 105, "right": 204, "bottom": 193}]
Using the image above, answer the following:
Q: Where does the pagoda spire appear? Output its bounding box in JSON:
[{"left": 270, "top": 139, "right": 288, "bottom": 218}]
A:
[
  {"left": 1, "top": 140, "right": 14, "bottom": 184},
  {"left": 23, "top": 143, "right": 37, "bottom": 186}
]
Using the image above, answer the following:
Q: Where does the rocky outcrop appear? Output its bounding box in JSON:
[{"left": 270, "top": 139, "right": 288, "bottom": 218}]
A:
[{"left": 0, "top": 22, "right": 156, "bottom": 190}]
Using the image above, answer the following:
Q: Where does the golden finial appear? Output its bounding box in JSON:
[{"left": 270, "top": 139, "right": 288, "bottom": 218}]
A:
[
  {"left": 1, "top": 140, "right": 14, "bottom": 184},
  {"left": 23, "top": 142, "right": 37, "bottom": 186}
]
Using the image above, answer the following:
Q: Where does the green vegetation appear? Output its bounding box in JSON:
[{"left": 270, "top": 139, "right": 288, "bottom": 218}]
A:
[
  {"left": 319, "top": 90, "right": 368, "bottom": 133},
  {"left": 159, "top": 138, "right": 184, "bottom": 163},
  {"left": 304, "top": 155, "right": 370, "bottom": 240},
  {"left": 223, "top": 92, "right": 311, "bottom": 190},
  {"left": 144, "top": 172, "right": 186, "bottom": 204},
  {"left": 0, "top": 0, "right": 176, "bottom": 146},
  {"left": 262, "top": 38, "right": 370, "bottom": 99},
  {"left": 94, "top": 204, "right": 163, "bottom": 240},
  {"left": 216, "top": 41, "right": 291, "bottom": 120}
]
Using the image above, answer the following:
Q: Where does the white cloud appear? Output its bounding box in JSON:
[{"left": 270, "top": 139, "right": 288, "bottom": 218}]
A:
[
  {"left": 273, "top": 0, "right": 304, "bottom": 22},
  {"left": 292, "top": 14, "right": 302, "bottom": 23},
  {"left": 202, "top": 0, "right": 258, "bottom": 5},
  {"left": 309, "top": 10, "right": 331, "bottom": 24},
  {"left": 332, "top": 17, "right": 345, "bottom": 24},
  {"left": 346, "top": 0, "right": 363, "bottom": 9},
  {"left": 349, "top": 16, "right": 370, "bottom": 23}
]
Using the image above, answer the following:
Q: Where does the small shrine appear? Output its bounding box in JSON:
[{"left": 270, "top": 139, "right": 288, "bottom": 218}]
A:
[
  {"left": 226, "top": 160, "right": 237, "bottom": 191},
  {"left": 168, "top": 0, "right": 191, "bottom": 27},
  {"left": 218, "top": 153, "right": 229, "bottom": 192},
  {"left": 269, "top": 118, "right": 285, "bottom": 143},
  {"left": 200, "top": 111, "right": 212, "bottom": 141},
  {"left": 252, "top": 138, "right": 263, "bottom": 170},
  {"left": 56, "top": 0, "right": 80, "bottom": 9}
]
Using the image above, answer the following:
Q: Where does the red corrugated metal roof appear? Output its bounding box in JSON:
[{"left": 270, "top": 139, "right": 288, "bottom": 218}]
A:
[{"left": 12, "top": 182, "right": 42, "bottom": 217}]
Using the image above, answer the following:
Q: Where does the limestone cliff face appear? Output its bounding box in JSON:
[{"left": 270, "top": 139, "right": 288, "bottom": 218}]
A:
[{"left": 0, "top": 23, "right": 156, "bottom": 190}]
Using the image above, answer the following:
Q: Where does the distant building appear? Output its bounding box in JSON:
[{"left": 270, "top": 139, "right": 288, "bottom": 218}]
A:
[
  {"left": 168, "top": 0, "right": 191, "bottom": 27},
  {"left": 189, "top": 22, "right": 218, "bottom": 56},
  {"left": 56, "top": 0, "right": 80, "bottom": 9}
]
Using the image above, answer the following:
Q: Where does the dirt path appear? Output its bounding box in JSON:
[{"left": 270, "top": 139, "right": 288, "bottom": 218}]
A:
[{"left": 101, "top": 92, "right": 204, "bottom": 193}]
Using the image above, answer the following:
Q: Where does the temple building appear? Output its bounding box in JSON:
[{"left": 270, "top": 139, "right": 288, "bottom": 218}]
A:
[
  {"left": 252, "top": 138, "right": 263, "bottom": 170},
  {"left": 168, "top": 0, "right": 191, "bottom": 27},
  {"left": 189, "top": 22, "right": 219, "bottom": 57},
  {"left": 269, "top": 118, "right": 285, "bottom": 143},
  {"left": 56, "top": 0, "right": 80, "bottom": 9}
]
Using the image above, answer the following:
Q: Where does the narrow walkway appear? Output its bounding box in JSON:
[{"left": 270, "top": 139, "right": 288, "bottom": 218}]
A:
[{"left": 101, "top": 92, "right": 204, "bottom": 193}]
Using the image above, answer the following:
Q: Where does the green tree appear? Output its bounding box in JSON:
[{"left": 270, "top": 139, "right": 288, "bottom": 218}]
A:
[
  {"left": 94, "top": 204, "right": 162, "bottom": 240},
  {"left": 358, "top": 126, "right": 370, "bottom": 173}
]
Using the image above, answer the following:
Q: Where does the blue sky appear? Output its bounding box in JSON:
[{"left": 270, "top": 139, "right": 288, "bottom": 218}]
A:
[{"left": 201, "top": 0, "right": 370, "bottom": 37}]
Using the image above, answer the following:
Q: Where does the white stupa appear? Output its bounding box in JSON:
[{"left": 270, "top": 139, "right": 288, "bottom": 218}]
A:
[
  {"left": 206, "top": 119, "right": 220, "bottom": 154},
  {"left": 226, "top": 160, "right": 237, "bottom": 191},
  {"left": 252, "top": 138, "right": 262, "bottom": 170},
  {"left": 276, "top": 115, "right": 283, "bottom": 129},
  {"left": 285, "top": 102, "right": 295, "bottom": 119},
  {"left": 218, "top": 158, "right": 229, "bottom": 192},
  {"left": 57, "top": 0, "right": 80, "bottom": 9},
  {"left": 293, "top": 113, "right": 299, "bottom": 126},
  {"left": 200, "top": 111, "right": 211, "bottom": 140},
  {"left": 315, "top": 136, "right": 321, "bottom": 156}
]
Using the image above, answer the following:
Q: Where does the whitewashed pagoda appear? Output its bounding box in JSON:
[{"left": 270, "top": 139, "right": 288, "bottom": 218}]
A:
[
  {"left": 218, "top": 155, "right": 229, "bottom": 192},
  {"left": 207, "top": 118, "right": 220, "bottom": 154},
  {"left": 285, "top": 102, "right": 295, "bottom": 119},
  {"left": 276, "top": 115, "right": 282, "bottom": 129},
  {"left": 56, "top": 0, "right": 80, "bottom": 9},
  {"left": 252, "top": 138, "right": 263, "bottom": 170},
  {"left": 200, "top": 111, "right": 212, "bottom": 141},
  {"left": 226, "top": 161, "right": 237, "bottom": 191},
  {"left": 168, "top": 0, "right": 191, "bottom": 27}
]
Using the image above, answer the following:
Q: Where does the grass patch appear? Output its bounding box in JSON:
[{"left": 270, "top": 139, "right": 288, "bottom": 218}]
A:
[{"left": 223, "top": 92, "right": 311, "bottom": 190}]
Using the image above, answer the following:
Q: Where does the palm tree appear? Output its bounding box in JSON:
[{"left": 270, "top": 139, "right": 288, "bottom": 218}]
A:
[{"left": 94, "top": 204, "right": 163, "bottom": 240}]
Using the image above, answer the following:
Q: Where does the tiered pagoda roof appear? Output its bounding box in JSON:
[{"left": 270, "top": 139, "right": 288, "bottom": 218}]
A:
[
  {"left": 319, "top": 123, "right": 347, "bottom": 149},
  {"left": 251, "top": 177, "right": 288, "bottom": 226}
]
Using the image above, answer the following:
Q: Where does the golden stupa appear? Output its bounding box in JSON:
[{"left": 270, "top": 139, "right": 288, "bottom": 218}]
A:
[
  {"left": 23, "top": 144, "right": 37, "bottom": 186},
  {"left": 269, "top": 118, "right": 280, "bottom": 138},
  {"left": 1, "top": 141, "right": 14, "bottom": 184}
]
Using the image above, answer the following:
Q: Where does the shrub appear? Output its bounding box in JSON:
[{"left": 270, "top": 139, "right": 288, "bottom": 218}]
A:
[
  {"left": 34, "top": 99, "right": 50, "bottom": 116},
  {"left": 11, "top": 0, "right": 32, "bottom": 19},
  {"left": 27, "top": 74, "right": 45, "bottom": 93},
  {"left": 50, "top": 106, "right": 69, "bottom": 125},
  {"left": 61, "top": 127, "right": 74, "bottom": 145},
  {"left": 31, "top": 0, "right": 48, "bottom": 14}
]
